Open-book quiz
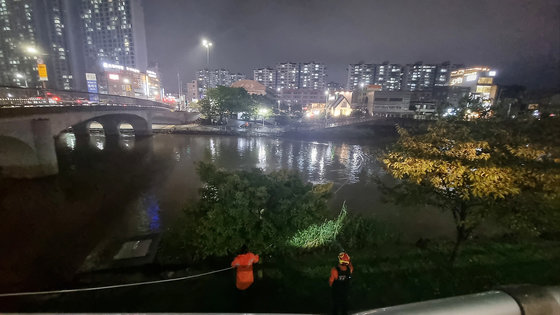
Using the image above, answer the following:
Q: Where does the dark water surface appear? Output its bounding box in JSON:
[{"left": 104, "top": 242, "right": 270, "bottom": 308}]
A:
[{"left": 0, "top": 133, "right": 453, "bottom": 294}]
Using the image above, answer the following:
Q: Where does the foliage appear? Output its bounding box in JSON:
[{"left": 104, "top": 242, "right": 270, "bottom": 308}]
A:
[
  {"left": 184, "top": 162, "right": 333, "bottom": 259},
  {"left": 197, "top": 98, "right": 216, "bottom": 120},
  {"left": 449, "top": 95, "right": 490, "bottom": 119},
  {"left": 381, "top": 119, "right": 560, "bottom": 261},
  {"left": 206, "top": 86, "right": 255, "bottom": 123},
  {"left": 339, "top": 214, "right": 399, "bottom": 250},
  {"left": 288, "top": 203, "right": 347, "bottom": 249}
]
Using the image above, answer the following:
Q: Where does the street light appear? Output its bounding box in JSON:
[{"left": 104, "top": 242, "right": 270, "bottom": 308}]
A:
[
  {"left": 276, "top": 87, "right": 281, "bottom": 112},
  {"left": 202, "top": 39, "right": 213, "bottom": 65},
  {"left": 258, "top": 108, "right": 268, "bottom": 126},
  {"left": 25, "top": 46, "right": 39, "bottom": 55},
  {"left": 324, "top": 90, "right": 329, "bottom": 127},
  {"left": 23, "top": 45, "right": 47, "bottom": 89}
]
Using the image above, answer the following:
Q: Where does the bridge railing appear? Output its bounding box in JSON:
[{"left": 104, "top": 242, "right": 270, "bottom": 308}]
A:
[{"left": 0, "top": 86, "right": 173, "bottom": 110}]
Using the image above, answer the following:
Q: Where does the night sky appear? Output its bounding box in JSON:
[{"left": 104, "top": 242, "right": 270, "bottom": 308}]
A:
[{"left": 143, "top": 0, "right": 560, "bottom": 92}]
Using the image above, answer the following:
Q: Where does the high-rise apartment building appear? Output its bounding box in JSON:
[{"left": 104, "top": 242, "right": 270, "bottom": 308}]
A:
[
  {"left": 254, "top": 63, "right": 327, "bottom": 90},
  {"left": 0, "top": 0, "right": 41, "bottom": 88},
  {"left": 0, "top": 0, "right": 148, "bottom": 91},
  {"left": 276, "top": 62, "right": 299, "bottom": 89},
  {"left": 229, "top": 73, "right": 246, "bottom": 86},
  {"left": 348, "top": 61, "right": 465, "bottom": 92},
  {"left": 80, "top": 0, "right": 147, "bottom": 73},
  {"left": 33, "top": 0, "right": 76, "bottom": 90},
  {"left": 346, "top": 63, "right": 375, "bottom": 90},
  {"left": 299, "top": 62, "right": 326, "bottom": 89},
  {"left": 402, "top": 62, "right": 464, "bottom": 91},
  {"left": 196, "top": 68, "right": 246, "bottom": 96},
  {"left": 402, "top": 62, "right": 438, "bottom": 91},
  {"left": 374, "top": 62, "right": 403, "bottom": 91},
  {"left": 253, "top": 67, "right": 276, "bottom": 89}
]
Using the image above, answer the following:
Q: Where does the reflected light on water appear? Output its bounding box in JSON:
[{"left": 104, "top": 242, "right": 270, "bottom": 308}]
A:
[
  {"left": 146, "top": 195, "right": 161, "bottom": 232},
  {"left": 64, "top": 133, "right": 76, "bottom": 150},
  {"left": 209, "top": 138, "right": 217, "bottom": 160},
  {"left": 257, "top": 138, "right": 267, "bottom": 170},
  {"left": 94, "top": 137, "right": 105, "bottom": 150}
]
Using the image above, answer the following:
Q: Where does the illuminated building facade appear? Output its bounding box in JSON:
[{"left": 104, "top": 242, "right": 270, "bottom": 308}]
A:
[
  {"left": 374, "top": 62, "right": 403, "bottom": 91},
  {"left": 196, "top": 68, "right": 247, "bottom": 97},
  {"left": 299, "top": 62, "right": 326, "bottom": 89},
  {"left": 96, "top": 62, "right": 160, "bottom": 100},
  {"left": 254, "top": 62, "right": 326, "bottom": 90},
  {"left": 276, "top": 62, "right": 299, "bottom": 89},
  {"left": 0, "top": 0, "right": 40, "bottom": 88},
  {"left": 346, "top": 63, "right": 375, "bottom": 90},
  {"left": 253, "top": 67, "right": 276, "bottom": 89},
  {"left": 80, "top": 0, "right": 147, "bottom": 73},
  {"left": 449, "top": 67, "right": 498, "bottom": 103}
]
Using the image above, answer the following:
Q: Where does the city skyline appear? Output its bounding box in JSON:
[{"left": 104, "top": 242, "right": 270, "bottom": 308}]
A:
[{"left": 144, "top": 0, "right": 559, "bottom": 93}]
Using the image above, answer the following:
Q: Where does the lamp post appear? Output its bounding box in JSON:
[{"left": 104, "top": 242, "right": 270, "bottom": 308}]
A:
[
  {"left": 202, "top": 39, "right": 213, "bottom": 66},
  {"left": 324, "top": 90, "right": 329, "bottom": 127},
  {"left": 277, "top": 87, "right": 281, "bottom": 112},
  {"left": 23, "top": 45, "right": 47, "bottom": 89},
  {"left": 259, "top": 108, "right": 268, "bottom": 127}
]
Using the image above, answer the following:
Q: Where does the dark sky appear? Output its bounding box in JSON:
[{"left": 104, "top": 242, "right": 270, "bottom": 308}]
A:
[{"left": 143, "top": 0, "right": 560, "bottom": 92}]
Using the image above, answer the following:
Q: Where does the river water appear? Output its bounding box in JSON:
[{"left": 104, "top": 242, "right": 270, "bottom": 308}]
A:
[{"left": 0, "top": 132, "right": 453, "bottom": 291}]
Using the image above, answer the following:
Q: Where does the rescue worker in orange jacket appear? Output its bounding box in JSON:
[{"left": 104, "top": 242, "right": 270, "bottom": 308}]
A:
[
  {"left": 231, "top": 244, "right": 260, "bottom": 290},
  {"left": 329, "top": 252, "right": 353, "bottom": 315}
]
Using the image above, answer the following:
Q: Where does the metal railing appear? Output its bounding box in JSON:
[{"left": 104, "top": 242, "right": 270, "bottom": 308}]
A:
[
  {"left": 0, "top": 86, "right": 173, "bottom": 110},
  {"left": 355, "top": 285, "right": 560, "bottom": 315}
]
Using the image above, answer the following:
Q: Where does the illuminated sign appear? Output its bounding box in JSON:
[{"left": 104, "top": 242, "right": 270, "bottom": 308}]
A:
[
  {"left": 109, "top": 73, "right": 120, "bottom": 80},
  {"left": 103, "top": 62, "right": 124, "bottom": 70},
  {"left": 489, "top": 71, "right": 496, "bottom": 77},
  {"left": 450, "top": 77, "right": 463, "bottom": 85},
  {"left": 466, "top": 74, "right": 477, "bottom": 82},
  {"left": 146, "top": 70, "right": 157, "bottom": 78},
  {"left": 37, "top": 64, "right": 48, "bottom": 81},
  {"left": 125, "top": 67, "right": 140, "bottom": 73},
  {"left": 85, "top": 72, "right": 99, "bottom": 102}
]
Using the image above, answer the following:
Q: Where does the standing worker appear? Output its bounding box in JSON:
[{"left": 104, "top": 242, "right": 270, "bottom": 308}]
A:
[
  {"left": 231, "top": 244, "right": 260, "bottom": 290},
  {"left": 329, "top": 252, "right": 353, "bottom": 315}
]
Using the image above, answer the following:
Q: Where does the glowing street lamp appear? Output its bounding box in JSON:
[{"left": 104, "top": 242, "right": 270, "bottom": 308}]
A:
[
  {"left": 258, "top": 108, "right": 268, "bottom": 126},
  {"left": 23, "top": 45, "right": 48, "bottom": 89},
  {"left": 25, "top": 46, "right": 39, "bottom": 55},
  {"left": 201, "top": 39, "right": 213, "bottom": 65}
]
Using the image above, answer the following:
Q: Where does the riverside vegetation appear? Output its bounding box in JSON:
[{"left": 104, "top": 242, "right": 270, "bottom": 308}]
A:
[{"left": 158, "top": 115, "right": 560, "bottom": 311}]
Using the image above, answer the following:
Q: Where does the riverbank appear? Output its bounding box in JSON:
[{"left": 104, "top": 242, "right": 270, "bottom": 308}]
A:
[
  {"left": 152, "top": 122, "right": 399, "bottom": 141},
  {"left": 12, "top": 238, "right": 560, "bottom": 313}
]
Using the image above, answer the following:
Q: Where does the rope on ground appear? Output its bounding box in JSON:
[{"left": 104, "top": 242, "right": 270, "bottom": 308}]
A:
[{"left": 0, "top": 266, "right": 233, "bottom": 298}]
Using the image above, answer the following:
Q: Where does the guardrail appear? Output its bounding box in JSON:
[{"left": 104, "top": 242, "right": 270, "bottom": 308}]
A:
[
  {"left": 0, "top": 86, "right": 173, "bottom": 110},
  {"left": 355, "top": 285, "right": 560, "bottom": 315}
]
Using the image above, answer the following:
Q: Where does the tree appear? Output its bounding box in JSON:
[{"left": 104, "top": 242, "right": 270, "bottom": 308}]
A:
[
  {"left": 183, "top": 162, "right": 333, "bottom": 259},
  {"left": 207, "top": 86, "right": 255, "bottom": 123},
  {"left": 381, "top": 119, "right": 560, "bottom": 262},
  {"left": 197, "top": 98, "right": 216, "bottom": 121}
]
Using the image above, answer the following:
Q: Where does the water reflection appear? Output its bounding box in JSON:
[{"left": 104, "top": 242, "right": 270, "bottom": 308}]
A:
[
  {"left": 195, "top": 136, "right": 373, "bottom": 188},
  {"left": 52, "top": 134, "right": 452, "bottom": 247}
]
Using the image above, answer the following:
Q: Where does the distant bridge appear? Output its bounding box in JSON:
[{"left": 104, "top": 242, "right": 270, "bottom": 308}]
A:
[{"left": 0, "top": 87, "right": 198, "bottom": 178}]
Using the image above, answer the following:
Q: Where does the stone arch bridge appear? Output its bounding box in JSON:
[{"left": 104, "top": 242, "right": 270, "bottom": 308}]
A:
[{"left": 0, "top": 88, "right": 198, "bottom": 178}]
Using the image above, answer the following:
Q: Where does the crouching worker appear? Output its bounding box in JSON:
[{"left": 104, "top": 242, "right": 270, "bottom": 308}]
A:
[{"left": 329, "top": 252, "right": 353, "bottom": 315}]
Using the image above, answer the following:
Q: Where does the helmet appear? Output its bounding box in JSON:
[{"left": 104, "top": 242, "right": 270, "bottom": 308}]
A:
[{"left": 338, "top": 252, "right": 350, "bottom": 265}]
